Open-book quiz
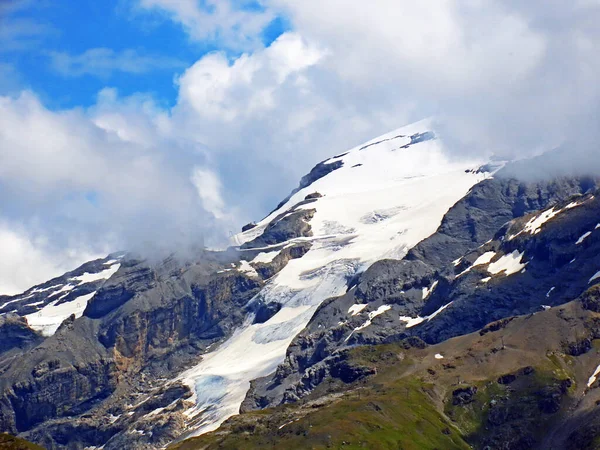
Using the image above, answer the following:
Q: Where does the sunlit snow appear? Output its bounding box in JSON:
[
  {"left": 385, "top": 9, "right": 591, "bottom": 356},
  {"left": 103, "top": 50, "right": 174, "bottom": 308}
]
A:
[
  {"left": 25, "top": 292, "right": 97, "bottom": 336},
  {"left": 399, "top": 301, "right": 454, "bottom": 329},
  {"left": 422, "top": 280, "right": 439, "bottom": 300},
  {"left": 251, "top": 250, "right": 280, "bottom": 264},
  {"left": 348, "top": 304, "right": 368, "bottom": 316},
  {"left": 588, "top": 364, "right": 600, "bottom": 388},
  {"left": 487, "top": 251, "right": 527, "bottom": 276},
  {"left": 576, "top": 232, "right": 592, "bottom": 245},
  {"left": 457, "top": 251, "right": 496, "bottom": 277},
  {"left": 69, "top": 263, "right": 121, "bottom": 284}
]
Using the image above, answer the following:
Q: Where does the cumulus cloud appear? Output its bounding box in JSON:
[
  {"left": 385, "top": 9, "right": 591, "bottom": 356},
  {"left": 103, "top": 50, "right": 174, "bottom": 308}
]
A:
[
  {"left": 267, "top": 0, "right": 600, "bottom": 161},
  {"left": 0, "top": 90, "right": 234, "bottom": 292},
  {"left": 49, "top": 48, "right": 186, "bottom": 78}
]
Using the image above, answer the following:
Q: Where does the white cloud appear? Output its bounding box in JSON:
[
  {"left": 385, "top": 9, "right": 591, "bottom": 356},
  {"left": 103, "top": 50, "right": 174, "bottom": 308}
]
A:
[
  {"left": 136, "top": 0, "right": 274, "bottom": 50},
  {"left": 49, "top": 48, "right": 186, "bottom": 77},
  {"left": 0, "top": 90, "right": 235, "bottom": 292},
  {"left": 264, "top": 0, "right": 600, "bottom": 156},
  {"left": 0, "top": 221, "right": 101, "bottom": 295},
  {"left": 191, "top": 167, "right": 227, "bottom": 220}
]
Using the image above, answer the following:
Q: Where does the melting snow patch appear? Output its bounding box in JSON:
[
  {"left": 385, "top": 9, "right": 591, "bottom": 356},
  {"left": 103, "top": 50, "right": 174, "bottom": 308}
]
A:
[
  {"left": 422, "top": 281, "right": 439, "bottom": 300},
  {"left": 25, "top": 292, "right": 97, "bottom": 336},
  {"left": 31, "top": 285, "right": 62, "bottom": 294},
  {"left": 541, "top": 305, "right": 551, "bottom": 311},
  {"left": 590, "top": 271, "right": 600, "bottom": 284},
  {"left": 279, "top": 418, "right": 299, "bottom": 430},
  {"left": 48, "top": 284, "right": 75, "bottom": 298},
  {"left": 596, "top": 224, "right": 600, "bottom": 230},
  {"left": 237, "top": 260, "right": 259, "bottom": 278},
  {"left": 348, "top": 304, "right": 368, "bottom": 316},
  {"left": 480, "top": 277, "right": 492, "bottom": 283},
  {"left": 588, "top": 364, "right": 600, "bottom": 388},
  {"left": 457, "top": 252, "right": 496, "bottom": 277},
  {"left": 399, "top": 302, "right": 454, "bottom": 328},
  {"left": 346, "top": 305, "right": 392, "bottom": 341},
  {"left": 510, "top": 201, "right": 586, "bottom": 240},
  {"left": 70, "top": 264, "right": 121, "bottom": 284},
  {"left": 511, "top": 208, "right": 560, "bottom": 239},
  {"left": 251, "top": 251, "right": 280, "bottom": 264},
  {"left": 577, "top": 232, "right": 592, "bottom": 245},
  {"left": 434, "top": 354, "right": 444, "bottom": 359},
  {"left": 452, "top": 257, "right": 462, "bottom": 267},
  {"left": 487, "top": 251, "right": 528, "bottom": 276},
  {"left": 398, "top": 316, "right": 425, "bottom": 328},
  {"left": 546, "top": 287, "right": 555, "bottom": 298}
]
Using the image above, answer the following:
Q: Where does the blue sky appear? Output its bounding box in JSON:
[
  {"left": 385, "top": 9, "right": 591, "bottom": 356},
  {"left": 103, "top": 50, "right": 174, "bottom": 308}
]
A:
[{"left": 2, "top": 0, "right": 288, "bottom": 109}]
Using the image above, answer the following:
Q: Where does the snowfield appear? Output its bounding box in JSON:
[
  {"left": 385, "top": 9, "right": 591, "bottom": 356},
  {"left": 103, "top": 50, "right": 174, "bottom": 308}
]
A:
[
  {"left": 178, "top": 119, "right": 493, "bottom": 436},
  {"left": 25, "top": 292, "right": 97, "bottom": 336}
]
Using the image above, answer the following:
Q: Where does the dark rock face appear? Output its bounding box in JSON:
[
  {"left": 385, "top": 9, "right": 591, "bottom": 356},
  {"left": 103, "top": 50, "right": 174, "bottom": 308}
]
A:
[
  {"left": 251, "top": 301, "right": 282, "bottom": 324},
  {"left": 0, "top": 315, "right": 42, "bottom": 355},
  {"left": 241, "top": 222, "right": 257, "bottom": 232},
  {"left": 304, "top": 192, "right": 323, "bottom": 200},
  {"left": 84, "top": 262, "right": 154, "bottom": 319},
  {"left": 242, "top": 208, "right": 315, "bottom": 249},
  {"left": 581, "top": 285, "right": 600, "bottom": 312},
  {"left": 251, "top": 242, "right": 311, "bottom": 280},
  {"left": 452, "top": 386, "right": 477, "bottom": 405}
]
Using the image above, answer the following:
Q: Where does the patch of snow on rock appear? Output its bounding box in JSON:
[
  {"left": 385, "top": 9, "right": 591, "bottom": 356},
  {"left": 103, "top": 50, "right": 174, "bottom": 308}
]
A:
[
  {"left": 487, "top": 251, "right": 528, "bottom": 276},
  {"left": 251, "top": 251, "right": 280, "bottom": 264},
  {"left": 457, "top": 251, "right": 496, "bottom": 277},
  {"left": 577, "top": 232, "right": 592, "bottom": 245},
  {"left": 348, "top": 304, "right": 368, "bottom": 316},
  {"left": 25, "top": 292, "right": 97, "bottom": 336},
  {"left": 237, "top": 260, "right": 259, "bottom": 278},
  {"left": 400, "top": 301, "right": 454, "bottom": 329},
  {"left": 588, "top": 364, "right": 600, "bottom": 388},
  {"left": 422, "top": 280, "right": 439, "bottom": 300},
  {"left": 70, "top": 263, "right": 121, "bottom": 284}
]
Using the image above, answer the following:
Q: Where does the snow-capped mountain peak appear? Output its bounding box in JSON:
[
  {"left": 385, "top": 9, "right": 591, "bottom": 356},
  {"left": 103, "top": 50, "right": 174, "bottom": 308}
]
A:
[{"left": 178, "top": 119, "right": 494, "bottom": 436}]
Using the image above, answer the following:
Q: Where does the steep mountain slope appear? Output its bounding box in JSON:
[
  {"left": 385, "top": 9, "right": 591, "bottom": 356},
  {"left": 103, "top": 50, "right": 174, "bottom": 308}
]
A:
[{"left": 0, "top": 120, "right": 598, "bottom": 450}]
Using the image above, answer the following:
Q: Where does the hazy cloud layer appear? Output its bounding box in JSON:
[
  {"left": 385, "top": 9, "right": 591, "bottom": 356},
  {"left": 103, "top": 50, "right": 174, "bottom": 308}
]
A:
[
  {"left": 1, "top": 1, "right": 600, "bottom": 293},
  {"left": 49, "top": 48, "right": 186, "bottom": 77}
]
